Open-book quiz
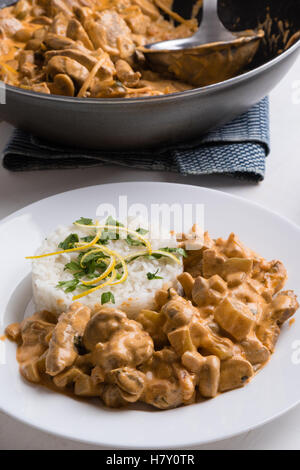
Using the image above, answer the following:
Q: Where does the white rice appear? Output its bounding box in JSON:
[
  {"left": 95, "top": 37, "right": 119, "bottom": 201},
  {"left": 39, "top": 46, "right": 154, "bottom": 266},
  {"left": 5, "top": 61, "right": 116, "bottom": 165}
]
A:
[{"left": 32, "top": 217, "right": 183, "bottom": 317}]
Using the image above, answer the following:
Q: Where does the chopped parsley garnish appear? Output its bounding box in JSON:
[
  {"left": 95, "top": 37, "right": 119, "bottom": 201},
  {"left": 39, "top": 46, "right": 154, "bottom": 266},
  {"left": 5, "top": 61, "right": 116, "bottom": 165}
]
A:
[
  {"left": 58, "top": 233, "right": 79, "bottom": 250},
  {"left": 105, "top": 216, "right": 124, "bottom": 227},
  {"left": 75, "top": 217, "right": 94, "bottom": 225},
  {"left": 64, "top": 260, "right": 82, "bottom": 273},
  {"left": 136, "top": 228, "right": 148, "bottom": 235},
  {"left": 81, "top": 250, "right": 108, "bottom": 266},
  {"left": 160, "top": 247, "right": 187, "bottom": 258},
  {"left": 101, "top": 292, "right": 115, "bottom": 305},
  {"left": 125, "top": 234, "right": 145, "bottom": 247},
  {"left": 147, "top": 269, "right": 163, "bottom": 280}
]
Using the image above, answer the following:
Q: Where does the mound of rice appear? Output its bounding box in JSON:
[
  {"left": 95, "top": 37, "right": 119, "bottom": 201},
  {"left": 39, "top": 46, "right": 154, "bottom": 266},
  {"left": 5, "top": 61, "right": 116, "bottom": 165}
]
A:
[{"left": 32, "top": 217, "right": 183, "bottom": 317}]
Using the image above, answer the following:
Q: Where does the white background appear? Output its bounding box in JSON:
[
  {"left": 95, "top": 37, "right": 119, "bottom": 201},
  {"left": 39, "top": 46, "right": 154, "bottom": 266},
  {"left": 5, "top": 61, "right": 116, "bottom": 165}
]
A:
[{"left": 0, "top": 58, "right": 299, "bottom": 450}]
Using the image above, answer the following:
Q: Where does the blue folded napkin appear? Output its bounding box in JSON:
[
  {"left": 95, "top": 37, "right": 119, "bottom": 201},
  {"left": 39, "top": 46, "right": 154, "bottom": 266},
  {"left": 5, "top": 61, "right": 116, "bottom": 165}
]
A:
[{"left": 2, "top": 96, "right": 269, "bottom": 182}]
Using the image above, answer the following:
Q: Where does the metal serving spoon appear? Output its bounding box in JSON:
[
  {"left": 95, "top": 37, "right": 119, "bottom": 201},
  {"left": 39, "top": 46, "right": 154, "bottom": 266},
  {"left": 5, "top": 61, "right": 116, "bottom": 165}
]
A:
[{"left": 141, "top": 0, "right": 264, "bottom": 87}]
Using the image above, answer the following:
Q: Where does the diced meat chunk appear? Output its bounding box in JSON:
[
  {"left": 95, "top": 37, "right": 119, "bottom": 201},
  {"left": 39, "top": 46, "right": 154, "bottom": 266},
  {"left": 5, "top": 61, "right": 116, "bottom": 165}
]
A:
[
  {"left": 5, "top": 322, "right": 21, "bottom": 342},
  {"left": 17, "top": 311, "right": 56, "bottom": 364},
  {"left": 168, "top": 325, "right": 196, "bottom": 356},
  {"left": 202, "top": 249, "right": 226, "bottom": 278},
  {"left": 214, "top": 297, "right": 255, "bottom": 342},
  {"left": 46, "top": 303, "right": 91, "bottom": 376},
  {"left": 182, "top": 351, "right": 220, "bottom": 397},
  {"left": 222, "top": 257, "right": 253, "bottom": 278},
  {"left": 87, "top": 308, "right": 153, "bottom": 373},
  {"left": 241, "top": 336, "right": 270, "bottom": 365},
  {"left": 269, "top": 290, "right": 299, "bottom": 326},
  {"left": 0, "top": 18, "right": 22, "bottom": 37},
  {"left": 189, "top": 318, "right": 234, "bottom": 360},
  {"left": 192, "top": 275, "right": 227, "bottom": 307},
  {"left": 198, "top": 356, "right": 220, "bottom": 398},
  {"left": 83, "top": 307, "right": 126, "bottom": 350},
  {"left": 85, "top": 11, "right": 135, "bottom": 59}
]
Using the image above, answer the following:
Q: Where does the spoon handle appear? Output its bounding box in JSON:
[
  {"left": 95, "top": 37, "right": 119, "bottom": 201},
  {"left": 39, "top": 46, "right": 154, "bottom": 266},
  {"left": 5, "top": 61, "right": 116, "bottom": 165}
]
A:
[{"left": 196, "top": 0, "right": 234, "bottom": 43}]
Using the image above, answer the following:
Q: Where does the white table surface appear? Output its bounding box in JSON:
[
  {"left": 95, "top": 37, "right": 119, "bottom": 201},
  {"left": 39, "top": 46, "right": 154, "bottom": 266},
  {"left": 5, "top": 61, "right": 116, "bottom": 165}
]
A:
[{"left": 0, "top": 58, "right": 299, "bottom": 450}]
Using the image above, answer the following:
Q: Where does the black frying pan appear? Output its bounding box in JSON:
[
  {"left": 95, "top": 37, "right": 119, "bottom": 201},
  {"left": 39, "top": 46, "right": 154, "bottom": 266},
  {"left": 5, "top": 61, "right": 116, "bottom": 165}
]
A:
[{"left": 0, "top": 0, "right": 299, "bottom": 150}]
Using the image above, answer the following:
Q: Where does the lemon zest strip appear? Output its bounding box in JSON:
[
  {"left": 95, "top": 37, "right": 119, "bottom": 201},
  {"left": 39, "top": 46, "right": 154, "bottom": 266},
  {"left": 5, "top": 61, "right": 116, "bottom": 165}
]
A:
[
  {"left": 72, "top": 269, "right": 117, "bottom": 301},
  {"left": 81, "top": 254, "right": 115, "bottom": 286},
  {"left": 124, "top": 249, "right": 181, "bottom": 265},
  {"left": 26, "top": 227, "right": 102, "bottom": 260}
]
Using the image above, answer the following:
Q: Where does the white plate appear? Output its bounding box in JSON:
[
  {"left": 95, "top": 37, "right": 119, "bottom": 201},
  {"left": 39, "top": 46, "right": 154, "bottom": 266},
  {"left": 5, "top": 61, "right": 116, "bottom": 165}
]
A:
[{"left": 1, "top": 182, "right": 300, "bottom": 449}]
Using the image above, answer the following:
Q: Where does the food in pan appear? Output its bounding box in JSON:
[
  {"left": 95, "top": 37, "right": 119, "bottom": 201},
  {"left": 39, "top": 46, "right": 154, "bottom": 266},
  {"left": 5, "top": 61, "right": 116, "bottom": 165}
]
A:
[
  {"left": 6, "top": 217, "right": 298, "bottom": 410},
  {"left": 0, "top": 0, "right": 200, "bottom": 97},
  {"left": 0, "top": 0, "right": 265, "bottom": 98}
]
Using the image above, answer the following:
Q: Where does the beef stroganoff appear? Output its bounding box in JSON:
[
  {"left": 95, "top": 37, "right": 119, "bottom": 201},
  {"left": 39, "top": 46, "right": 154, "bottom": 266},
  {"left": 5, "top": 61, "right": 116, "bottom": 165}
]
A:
[
  {"left": 0, "top": 0, "right": 199, "bottom": 97},
  {"left": 6, "top": 219, "right": 298, "bottom": 410}
]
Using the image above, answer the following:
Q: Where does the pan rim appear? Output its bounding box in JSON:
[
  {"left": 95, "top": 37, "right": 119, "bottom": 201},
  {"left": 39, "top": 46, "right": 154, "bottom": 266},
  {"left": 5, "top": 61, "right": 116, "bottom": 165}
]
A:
[{"left": 1, "top": 37, "right": 300, "bottom": 105}]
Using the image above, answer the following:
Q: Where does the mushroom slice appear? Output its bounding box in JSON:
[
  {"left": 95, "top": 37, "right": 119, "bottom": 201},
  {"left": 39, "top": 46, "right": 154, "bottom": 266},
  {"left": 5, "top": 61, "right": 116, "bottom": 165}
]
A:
[
  {"left": 101, "top": 383, "right": 127, "bottom": 408},
  {"left": 74, "top": 374, "right": 103, "bottom": 397},
  {"left": 219, "top": 356, "right": 253, "bottom": 392},
  {"left": 46, "top": 303, "right": 91, "bottom": 377},
  {"left": 256, "top": 290, "right": 299, "bottom": 352},
  {"left": 20, "top": 359, "right": 41, "bottom": 384},
  {"left": 51, "top": 12, "right": 69, "bottom": 36},
  {"left": 53, "top": 367, "right": 83, "bottom": 388},
  {"left": 17, "top": 311, "right": 56, "bottom": 364},
  {"left": 83, "top": 307, "right": 127, "bottom": 350},
  {"left": 241, "top": 336, "right": 270, "bottom": 366},
  {"left": 46, "top": 48, "right": 116, "bottom": 80},
  {"left": 269, "top": 290, "right": 299, "bottom": 326},
  {"left": 143, "top": 377, "right": 183, "bottom": 410},
  {"left": 177, "top": 272, "right": 194, "bottom": 298},
  {"left": 67, "top": 18, "right": 93, "bottom": 50},
  {"left": 49, "top": 0, "right": 73, "bottom": 17},
  {"left": 45, "top": 49, "right": 97, "bottom": 71},
  {"left": 115, "top": 59, "right": 141, "bottom": 87},
  {"left": 44, "top": 33, "right": 87, "bottom": 52},
  {"left": 181, "top": 351, "right": 220, "bottom": 398},
  {"left": 108, "top": 367, "right": 145, "bottom": 403},
  {"left": 173, "top": 363, "right": 196, "bottom": 403},
  {"left": 47, "top": 55, "right": 89, "bottom": 86}
]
